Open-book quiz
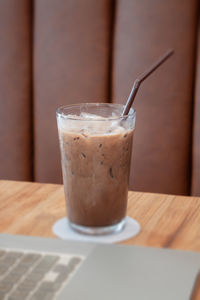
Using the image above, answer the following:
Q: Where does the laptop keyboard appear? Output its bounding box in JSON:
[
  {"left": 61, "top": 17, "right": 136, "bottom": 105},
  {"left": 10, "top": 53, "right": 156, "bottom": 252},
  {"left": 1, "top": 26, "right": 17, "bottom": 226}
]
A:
[{"left": 0, "top": 248, "right": 84, "bottom": 300}]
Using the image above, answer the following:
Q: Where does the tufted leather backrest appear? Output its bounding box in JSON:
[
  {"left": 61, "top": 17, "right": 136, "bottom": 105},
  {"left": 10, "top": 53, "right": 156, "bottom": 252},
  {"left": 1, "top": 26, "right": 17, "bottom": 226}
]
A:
[
  {"left": 0, "top": 0, "right": 32, "bottom": 181},
  {"left": 112, "top": 0, "right": 198, "bottom": 195},
  {"left": 0, "top": 0, "right": 199, "bottom": 196},
  {"left": 192, "top": 16, "right": 200, "bottom": 196},
  {"left": 33, "top": 0, "right": 113, "bottom": 183}
]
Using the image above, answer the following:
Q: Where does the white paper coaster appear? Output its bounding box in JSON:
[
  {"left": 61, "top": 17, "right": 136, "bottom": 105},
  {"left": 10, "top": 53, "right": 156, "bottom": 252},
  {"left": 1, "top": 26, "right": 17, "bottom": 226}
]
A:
[{"left": 52, "top": 217, "right": 140, "bottom": 244}]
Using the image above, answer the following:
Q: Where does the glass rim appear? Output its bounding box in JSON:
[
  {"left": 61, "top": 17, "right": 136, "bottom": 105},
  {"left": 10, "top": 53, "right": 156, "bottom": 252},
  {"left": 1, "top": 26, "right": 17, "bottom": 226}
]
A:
[{"left": 56, "top": 103, "right": 136, "bottom": 121}]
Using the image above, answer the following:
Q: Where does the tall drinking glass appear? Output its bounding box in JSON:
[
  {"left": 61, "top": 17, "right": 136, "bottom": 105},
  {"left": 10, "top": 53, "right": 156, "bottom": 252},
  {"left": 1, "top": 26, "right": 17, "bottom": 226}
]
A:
[{"left": 56, "top": 103, "right": 136, "bottom": 235}]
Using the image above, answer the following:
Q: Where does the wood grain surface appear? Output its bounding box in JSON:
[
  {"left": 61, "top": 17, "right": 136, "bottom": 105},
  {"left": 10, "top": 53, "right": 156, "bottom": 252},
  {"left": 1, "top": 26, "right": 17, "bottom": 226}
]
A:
[{"left": 0, "top": 180, "right": 200, "bottom": 252}]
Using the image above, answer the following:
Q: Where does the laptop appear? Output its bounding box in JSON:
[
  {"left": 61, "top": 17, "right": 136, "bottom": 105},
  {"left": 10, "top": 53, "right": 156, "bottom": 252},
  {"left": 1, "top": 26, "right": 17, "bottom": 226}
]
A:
[{"left": 0, "top": 233, "right": 199, "bottom": 300}]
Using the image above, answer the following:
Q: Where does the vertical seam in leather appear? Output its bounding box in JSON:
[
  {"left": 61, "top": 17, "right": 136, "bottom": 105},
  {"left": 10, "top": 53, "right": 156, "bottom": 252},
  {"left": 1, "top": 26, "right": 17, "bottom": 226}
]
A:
[
  {"left": 190, "top": 0, "right": 200, "bottom": 195},
  {"left": 30, "top": 0, "right": 34, "bottom": 181},
  {"left": 108, "top": 0, "right": 116, "bottom": 103}
]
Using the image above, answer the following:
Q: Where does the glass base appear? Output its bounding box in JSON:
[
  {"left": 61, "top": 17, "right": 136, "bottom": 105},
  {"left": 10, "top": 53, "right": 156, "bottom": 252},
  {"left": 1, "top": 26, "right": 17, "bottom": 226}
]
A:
[{"left": 68, "top": 218, "right": 126, "bottom": 236}]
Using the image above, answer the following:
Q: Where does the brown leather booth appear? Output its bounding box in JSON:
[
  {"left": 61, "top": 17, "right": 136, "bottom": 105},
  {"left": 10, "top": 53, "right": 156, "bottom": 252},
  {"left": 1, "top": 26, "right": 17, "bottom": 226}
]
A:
[{"left": 0, "top": 0, "right": 200, "bottom": 196}]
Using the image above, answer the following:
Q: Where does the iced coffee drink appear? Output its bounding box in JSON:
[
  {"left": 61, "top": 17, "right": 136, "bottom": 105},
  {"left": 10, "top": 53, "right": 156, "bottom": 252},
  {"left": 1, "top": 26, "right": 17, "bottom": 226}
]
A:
[{"left": 57, "top": 103, "right": 135, "bottom": 235}]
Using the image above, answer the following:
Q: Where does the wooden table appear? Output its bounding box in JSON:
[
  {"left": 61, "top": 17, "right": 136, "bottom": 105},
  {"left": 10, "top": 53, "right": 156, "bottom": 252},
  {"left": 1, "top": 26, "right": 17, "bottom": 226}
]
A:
[{"left": 0, "top": 180, "right": 200, "bottom": 252}]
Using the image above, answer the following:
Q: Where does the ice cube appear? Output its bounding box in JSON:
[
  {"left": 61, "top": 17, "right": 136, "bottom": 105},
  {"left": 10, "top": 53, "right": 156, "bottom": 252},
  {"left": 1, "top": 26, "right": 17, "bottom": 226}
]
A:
[{"left": 80, "top": 112, "right": 105, "bottom": 120}]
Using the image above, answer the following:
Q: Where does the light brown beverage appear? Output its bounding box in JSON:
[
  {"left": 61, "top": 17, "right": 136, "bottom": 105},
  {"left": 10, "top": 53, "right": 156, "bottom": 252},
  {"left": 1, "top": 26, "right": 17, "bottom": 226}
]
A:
[{"left": 57, "top": 104, "right": 135, "bottom": 235}]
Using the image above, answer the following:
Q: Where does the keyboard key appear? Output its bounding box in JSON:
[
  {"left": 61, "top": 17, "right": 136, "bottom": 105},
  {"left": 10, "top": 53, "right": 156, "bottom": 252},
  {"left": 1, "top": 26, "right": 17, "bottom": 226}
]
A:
[
  {"left": 33, "top": 266, "right": 50, "bottom": 275},
  {"left": 30, "top": 290, "right": 55, "bottom": 300},
  {"left": 69, "top": 256, "right": 82, "bottom": 267},
  {"left": 39, "top": 281, "right": 61, "bottom": 292},
  {"left": 0, "top": 251, "right": 6, "bottom": 258},
  {"left": 0, "top": 290, "right": 7, "bottom": 299},
  {"left": 2, "top": 273, "right": 20, "bottom": 284},
  {"left": 0, "top": 264, "right": 8, "bottom": 276},
  {"left": 0, "top": 281, "right": 13, "bottom": 292},
  {"left": 67, "top": 256, "right": 82, "bottom": 272},
  {"left": 6, "top": 252, "right": 22, "bottom": 259},
  {"left": 42, "top": 255, "right": 59, "bottom": 265},
  {"left": 8, "top": 289, "right": 30, "bottom": 300},
  {"left": 33, "top": 255, "right": 58, "bottom": 274},
  {"left": 54, "top": 257, "right": 82, "bottom": 284},
  {"left": 56, "top": 271, "right": 69, "bottom": 283},
  {"left": 54, "top": 264, "right": 74, "bottom": 283},
  {"left": 12, "top": 263, "right": 30, "bottom": 275},
  {"left": 3, "top": 258, "right": 17, "bottom": 265},
  {"left": 21, "top": 253, "right": 41, "bottom": 266},
  {"left": 26, "top": 271, "right": 44, "bottom": 283},
  {"left": 37, "top": 255, "right": 59, "bottom": 268},
  {"left": 0, "top": 254, "right": 17, "bottom": 265},
  {"left": 17, "top": 280, "right": 37, "bottom": 291},
  {"left": 53, "top": 263, "right": 73, "bottom": 273}
]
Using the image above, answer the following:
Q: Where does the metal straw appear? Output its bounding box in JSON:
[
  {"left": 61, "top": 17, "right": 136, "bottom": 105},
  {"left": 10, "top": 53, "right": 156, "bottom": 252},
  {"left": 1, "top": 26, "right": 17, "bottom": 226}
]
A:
[{"left": 122, "top": 49, "right": 174, "bottom": 116}]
